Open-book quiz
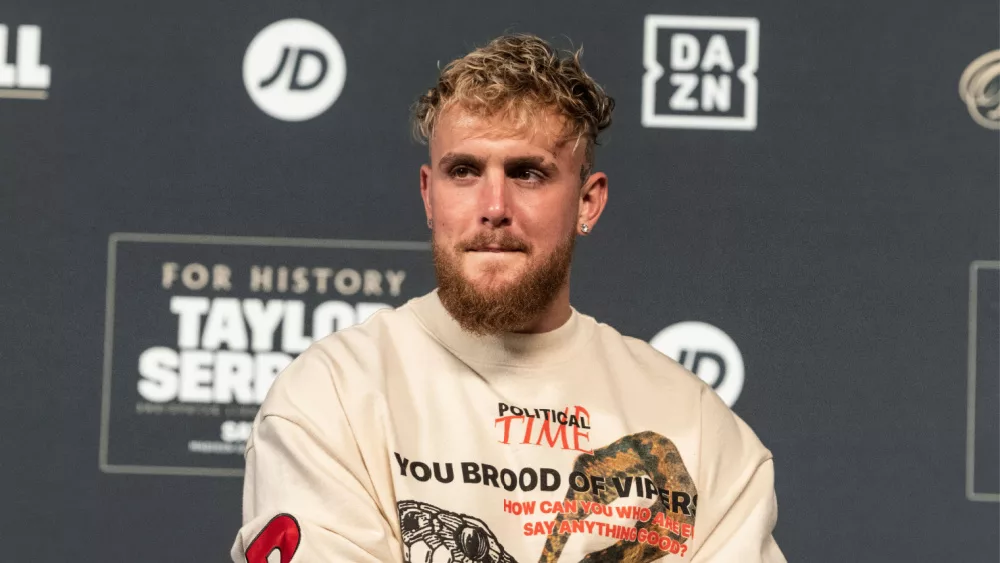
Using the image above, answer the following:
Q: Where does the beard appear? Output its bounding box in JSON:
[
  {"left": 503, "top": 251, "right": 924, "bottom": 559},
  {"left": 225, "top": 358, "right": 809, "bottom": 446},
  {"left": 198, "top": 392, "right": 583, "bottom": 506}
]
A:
[{"left": 433, "top": 228, "right": 575, "bottom": 336}]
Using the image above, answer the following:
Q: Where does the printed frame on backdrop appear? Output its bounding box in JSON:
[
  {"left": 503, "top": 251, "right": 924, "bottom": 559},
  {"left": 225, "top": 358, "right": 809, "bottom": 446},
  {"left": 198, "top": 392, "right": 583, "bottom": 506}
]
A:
[
  {"left": 98, "top": 232, "right": 431, "bottom": 477},
  {"left": 966, "top": 260, "right": 1000, "bottom": 502}
]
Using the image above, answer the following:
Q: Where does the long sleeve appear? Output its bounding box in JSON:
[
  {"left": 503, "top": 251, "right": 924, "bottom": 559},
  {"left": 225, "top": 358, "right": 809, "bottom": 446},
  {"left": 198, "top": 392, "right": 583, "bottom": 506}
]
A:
[
  {"left": 229, "top": 347, "right": 402, "bottom": 563},
  {"left": 688, "top": 385, "right": 786, "bottom": 562},
  {"left": 689, "top": 457, "right": 785, "bottom": 562}
]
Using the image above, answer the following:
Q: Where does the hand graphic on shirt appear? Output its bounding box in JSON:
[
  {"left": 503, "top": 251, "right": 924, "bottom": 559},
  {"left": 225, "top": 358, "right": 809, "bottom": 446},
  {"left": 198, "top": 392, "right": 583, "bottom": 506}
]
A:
[{"left": 398, "top": 500, "right": 517, "bottom": 563}]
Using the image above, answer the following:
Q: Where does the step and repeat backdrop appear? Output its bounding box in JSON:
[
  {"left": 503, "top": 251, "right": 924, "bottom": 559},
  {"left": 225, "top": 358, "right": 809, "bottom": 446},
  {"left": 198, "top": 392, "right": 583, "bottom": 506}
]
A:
[{"left": 2, "top": 0, "right": 998, "bottom": 561}]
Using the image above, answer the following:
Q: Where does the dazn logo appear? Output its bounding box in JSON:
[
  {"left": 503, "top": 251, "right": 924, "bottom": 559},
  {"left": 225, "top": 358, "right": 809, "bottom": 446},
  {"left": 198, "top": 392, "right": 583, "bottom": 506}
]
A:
[{"left": 642, "top": 15, "right": 759, "bottom": 130}]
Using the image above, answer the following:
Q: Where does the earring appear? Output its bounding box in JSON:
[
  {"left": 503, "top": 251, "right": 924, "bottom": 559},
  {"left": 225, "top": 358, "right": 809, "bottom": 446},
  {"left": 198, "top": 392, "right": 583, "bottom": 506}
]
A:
[
  {"left": 427, "top": 218, "right": 433, "bottom": 229},
  {"left": 580, "top": 223, "right": 590, "bottom": 234}
]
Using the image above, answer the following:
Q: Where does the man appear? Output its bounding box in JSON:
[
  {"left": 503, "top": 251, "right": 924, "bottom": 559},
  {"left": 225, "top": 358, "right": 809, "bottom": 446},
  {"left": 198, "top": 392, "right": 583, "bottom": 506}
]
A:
[{"left": 231, "top": 34, "right": 784, "bottom": 563}]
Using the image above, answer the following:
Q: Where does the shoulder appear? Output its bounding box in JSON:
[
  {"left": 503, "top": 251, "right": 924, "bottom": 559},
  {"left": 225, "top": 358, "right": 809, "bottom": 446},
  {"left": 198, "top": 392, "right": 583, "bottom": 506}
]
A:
[
  {"left": 259, "top": 298, "right": 425, "bottom": 418},
  {"left": 587, "top": 317, "right": 708, "bottom": 395},
  {"left": 587, "top": 318, "right": 767, "bottom": 445}
]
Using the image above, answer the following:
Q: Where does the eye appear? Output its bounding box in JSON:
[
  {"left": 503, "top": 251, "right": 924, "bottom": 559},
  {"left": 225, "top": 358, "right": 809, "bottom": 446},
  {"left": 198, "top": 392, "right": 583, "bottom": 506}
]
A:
[
  {"left": 400, "top": 510, "right": 429, "bottom": 532},
  {"left": 450, "top": 165, "right": 476, "bottom": 179},
  {"left": 510, "top": 168, "right": 543, "bottom": 182},
  {"left": 456, "top": 525, "right": 490, "bottom": 561}
]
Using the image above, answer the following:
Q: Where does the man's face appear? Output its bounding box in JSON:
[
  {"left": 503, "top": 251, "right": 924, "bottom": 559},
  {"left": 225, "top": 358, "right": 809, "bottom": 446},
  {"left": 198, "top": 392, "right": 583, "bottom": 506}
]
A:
[{"left": 420, "top": 106, "right": 602, "bottom": 334}]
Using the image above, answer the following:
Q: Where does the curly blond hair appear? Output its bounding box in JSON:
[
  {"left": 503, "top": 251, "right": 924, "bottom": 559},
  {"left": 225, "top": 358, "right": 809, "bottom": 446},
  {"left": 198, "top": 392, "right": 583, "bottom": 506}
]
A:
[{"left": 412, "top": 34, "right": 615, "bottom": 180}]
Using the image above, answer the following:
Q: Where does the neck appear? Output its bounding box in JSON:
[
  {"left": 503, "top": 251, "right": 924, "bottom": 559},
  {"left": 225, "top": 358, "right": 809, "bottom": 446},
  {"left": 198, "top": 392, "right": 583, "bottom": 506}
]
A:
[
  {"left": 515, "top": 283, "right": 572, "bottom": 334},
  {"left": 409, "top": 287, "right": 593, "bottom": 367}
]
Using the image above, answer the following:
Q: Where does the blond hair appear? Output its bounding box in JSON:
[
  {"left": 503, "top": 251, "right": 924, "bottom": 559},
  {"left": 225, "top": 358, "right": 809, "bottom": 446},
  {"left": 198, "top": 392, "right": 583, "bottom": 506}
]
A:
[{"left": 412, "top": 34, "right": 615, "bottom": 179}]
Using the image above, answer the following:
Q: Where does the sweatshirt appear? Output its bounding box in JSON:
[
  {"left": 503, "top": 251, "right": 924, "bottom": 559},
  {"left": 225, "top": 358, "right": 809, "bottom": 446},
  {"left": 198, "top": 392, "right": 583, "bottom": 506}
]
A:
[{"left": 230, "top": 289, "right": 785, "bottom": 563}]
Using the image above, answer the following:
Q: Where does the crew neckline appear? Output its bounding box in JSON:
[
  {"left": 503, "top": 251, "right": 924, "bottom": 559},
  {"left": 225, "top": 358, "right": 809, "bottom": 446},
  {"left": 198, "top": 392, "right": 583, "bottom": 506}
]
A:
[{"left": 406, "top": 289, "right": 595, "bottom": 367}]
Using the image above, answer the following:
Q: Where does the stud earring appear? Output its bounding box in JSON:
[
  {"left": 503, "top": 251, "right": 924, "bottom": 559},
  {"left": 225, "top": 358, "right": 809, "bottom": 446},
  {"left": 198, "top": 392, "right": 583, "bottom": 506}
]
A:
[
  {"left": 580, "top": 223, "right": 590, "bottom": 234},
  {"left": 427, "top": 218, "right": 433, "bottom": 229}
]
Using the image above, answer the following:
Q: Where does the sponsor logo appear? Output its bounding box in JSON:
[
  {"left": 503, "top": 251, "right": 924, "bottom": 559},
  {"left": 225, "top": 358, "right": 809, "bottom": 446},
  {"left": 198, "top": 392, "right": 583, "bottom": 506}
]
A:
[
  {"left": 642, "top": 15, "right": 759, "bottom": 130},
  {"left": 0, "top": 24, "right": 50, "bottom": 100},
  {"left": 99, "top": 233, "right": 434, "bottom": 476},
  {"left": 649, "top": 321, "right": 744, "bottom": 407},
  {"left": 958, "top": 51, "right": 1000, "bottom": 130},
  {"left": 966, "top": 260, "right": 999, "bottom": 501},
  {"left": 243, "top": 18, "right": 347, "bottom": 121}
]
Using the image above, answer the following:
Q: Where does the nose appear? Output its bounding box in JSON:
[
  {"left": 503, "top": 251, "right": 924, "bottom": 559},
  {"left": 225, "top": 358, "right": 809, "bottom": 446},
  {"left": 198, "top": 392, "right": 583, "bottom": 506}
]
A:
[{"left": 479, "top": 170, "right": 511, "bottom": 228}]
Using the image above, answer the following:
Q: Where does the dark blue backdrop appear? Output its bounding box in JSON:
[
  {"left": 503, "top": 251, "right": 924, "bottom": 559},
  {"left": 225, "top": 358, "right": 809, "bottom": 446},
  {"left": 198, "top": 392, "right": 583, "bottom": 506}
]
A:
[{"left": 2, "top": 0, "right": 998, "bottom": 560}]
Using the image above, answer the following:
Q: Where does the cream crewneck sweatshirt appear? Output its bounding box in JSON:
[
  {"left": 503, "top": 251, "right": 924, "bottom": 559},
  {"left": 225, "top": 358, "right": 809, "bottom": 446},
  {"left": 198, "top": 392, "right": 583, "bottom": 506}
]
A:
[{"left": 230, "top": 290, "right": 785, "bottom": 563}]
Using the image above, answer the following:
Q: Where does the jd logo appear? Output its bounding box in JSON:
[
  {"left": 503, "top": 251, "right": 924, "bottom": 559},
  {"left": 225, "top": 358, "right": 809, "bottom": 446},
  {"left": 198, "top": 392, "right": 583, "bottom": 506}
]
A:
[
  {"left": 642, "top": 15, "right": 759, "bottom": 130},
  {"left": 260, "top": 47, "right": 328, "bottom": 91},
  {"left": 0, "top": 24, "right": 51, "bottom": 99},
  {"left": 650, "top": 321, "right": 745, "bottom": 407},
  {"left": 243, "top": 19, "right": 346, "bottom": 121}
]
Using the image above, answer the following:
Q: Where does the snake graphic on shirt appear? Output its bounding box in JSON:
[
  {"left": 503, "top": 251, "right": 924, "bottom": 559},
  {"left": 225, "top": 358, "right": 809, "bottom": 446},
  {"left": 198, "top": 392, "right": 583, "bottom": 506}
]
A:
[
  {"left": 397, "top": 432, "right": 696, "bottom": 563},
  {"left": 538, "top": 431, "right": 697, "bottom": 562},
  {"left": 398, "top": 500, "right": 517, "bottom": 563}
]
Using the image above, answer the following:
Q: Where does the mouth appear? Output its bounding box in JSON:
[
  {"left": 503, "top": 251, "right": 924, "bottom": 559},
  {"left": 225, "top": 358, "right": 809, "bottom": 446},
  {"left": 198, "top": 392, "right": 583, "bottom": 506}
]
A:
[
  {"left": 467, "top": 244, "right": 526, "bottom": 254},
  {"left": 460, "top": 233, "right": 529, "bottom": 254}
]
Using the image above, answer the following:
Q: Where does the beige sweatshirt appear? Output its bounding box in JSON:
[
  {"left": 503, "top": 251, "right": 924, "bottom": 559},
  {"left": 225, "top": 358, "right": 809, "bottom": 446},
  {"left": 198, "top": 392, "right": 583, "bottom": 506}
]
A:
[{"left": 230, "top": 290, "right": 785, "bottom": 563}]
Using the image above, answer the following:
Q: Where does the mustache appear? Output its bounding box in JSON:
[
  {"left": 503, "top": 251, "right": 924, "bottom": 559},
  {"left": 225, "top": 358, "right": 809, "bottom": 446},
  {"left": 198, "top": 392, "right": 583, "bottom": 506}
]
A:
[{"left": 458, "top": 231, "right": 530, "bottom": 252}]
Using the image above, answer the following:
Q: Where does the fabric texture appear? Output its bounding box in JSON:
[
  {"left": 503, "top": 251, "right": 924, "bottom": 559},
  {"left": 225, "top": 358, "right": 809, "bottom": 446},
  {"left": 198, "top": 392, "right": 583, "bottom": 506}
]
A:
[{"left": 230, "top": 290, "right": 785, "bottom": 563}]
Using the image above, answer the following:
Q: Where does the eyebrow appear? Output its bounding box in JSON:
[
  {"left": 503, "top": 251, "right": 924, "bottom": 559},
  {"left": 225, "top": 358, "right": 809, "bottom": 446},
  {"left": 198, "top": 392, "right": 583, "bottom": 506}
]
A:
[
  {"left": 438, "top": 152, "right": 559, "bottom": 176},
  {"left": 438, "top": 152, "right": 485, "bottom": 170}
]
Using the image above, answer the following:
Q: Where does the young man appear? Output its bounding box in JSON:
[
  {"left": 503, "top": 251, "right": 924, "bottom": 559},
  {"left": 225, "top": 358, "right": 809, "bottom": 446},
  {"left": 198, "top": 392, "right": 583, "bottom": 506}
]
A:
[{"left": 231, "top": 34, "right": 785, "bottom": 563}]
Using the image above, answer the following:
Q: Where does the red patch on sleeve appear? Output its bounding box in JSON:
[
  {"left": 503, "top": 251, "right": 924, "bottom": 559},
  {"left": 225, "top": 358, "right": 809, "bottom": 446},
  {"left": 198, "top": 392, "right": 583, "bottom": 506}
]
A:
[{"left": 245, "top": 513, "right": 301, "bottom": 563}]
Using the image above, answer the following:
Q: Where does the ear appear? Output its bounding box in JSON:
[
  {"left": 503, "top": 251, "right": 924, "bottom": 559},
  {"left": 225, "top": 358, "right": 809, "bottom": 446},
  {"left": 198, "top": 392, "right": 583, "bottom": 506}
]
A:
[
  {"left": 420, "top": 164, "right": 433, "bottom": 224},
  {"left": 577, "top": 172, "right": 608, "bottom": 234}
]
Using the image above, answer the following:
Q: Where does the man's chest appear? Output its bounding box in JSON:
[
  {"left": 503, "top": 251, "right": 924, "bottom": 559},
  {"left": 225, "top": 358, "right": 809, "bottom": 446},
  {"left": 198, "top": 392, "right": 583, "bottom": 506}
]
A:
[{"left": 375, "top": 367, "right": 702, "bottom": 563}]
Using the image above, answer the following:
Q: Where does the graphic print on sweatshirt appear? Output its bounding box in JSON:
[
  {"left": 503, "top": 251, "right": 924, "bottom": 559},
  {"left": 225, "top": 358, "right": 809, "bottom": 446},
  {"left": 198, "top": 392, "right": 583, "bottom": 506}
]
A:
[
  {"left": 394, "top": 431, "right": 697, "bottom": 562},
  {"left": 399, "top": 500, "right": 517, "bottom": 563},
  {"left": 538, "top": 431, "right": 696, "bottom": 562}
]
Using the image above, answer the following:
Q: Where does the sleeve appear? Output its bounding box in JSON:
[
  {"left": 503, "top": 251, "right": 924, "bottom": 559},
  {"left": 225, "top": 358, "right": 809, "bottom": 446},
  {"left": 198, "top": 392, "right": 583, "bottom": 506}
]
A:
[
  {"left": 229, "top": 347, "right": 402, "bottom": 563},
  {"left": 687, "top": 386, "right": 786, "bottom": 563}
]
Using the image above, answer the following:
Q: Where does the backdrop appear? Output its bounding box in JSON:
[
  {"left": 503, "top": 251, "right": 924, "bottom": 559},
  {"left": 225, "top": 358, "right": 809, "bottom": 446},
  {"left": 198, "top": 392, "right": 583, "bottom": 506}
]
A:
[{"left": 2, "top": 0, "right": 998, "bottom": 561}]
